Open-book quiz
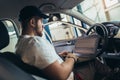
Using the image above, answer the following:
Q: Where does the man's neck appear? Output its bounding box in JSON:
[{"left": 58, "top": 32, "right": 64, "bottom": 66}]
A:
[{"left": 22, "top": 29, "right": 35, "bottom": 36}]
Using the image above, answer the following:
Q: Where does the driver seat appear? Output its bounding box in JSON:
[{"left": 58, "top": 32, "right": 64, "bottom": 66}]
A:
[{"left": 0, "top": 20, "right": 37, "bottom": 80}]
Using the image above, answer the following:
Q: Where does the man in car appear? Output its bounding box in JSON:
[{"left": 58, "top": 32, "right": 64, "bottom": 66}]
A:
[{"left": 15, "top": 5, "right": 78, "bottom": 80}]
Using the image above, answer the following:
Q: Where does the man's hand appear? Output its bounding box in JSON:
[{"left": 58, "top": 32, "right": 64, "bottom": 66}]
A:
[
  {"left": 65, "top": 53, "right": 78, "bottom": 62},
  {"left": 59, "top": 51, "right": 78, "bottom": 62},
  {"left": 59, "top": 51, "right": 68, "bottom": 57}
]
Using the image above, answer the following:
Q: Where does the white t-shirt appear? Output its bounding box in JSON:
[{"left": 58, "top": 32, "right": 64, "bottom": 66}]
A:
[{"left": 15, "top": 35, "right": 73, "bottom": 80}]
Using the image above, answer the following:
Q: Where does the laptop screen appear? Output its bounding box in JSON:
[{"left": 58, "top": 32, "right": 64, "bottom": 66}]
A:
[{"left": 73, "top": 35, "right": 100, "bottom": 57}]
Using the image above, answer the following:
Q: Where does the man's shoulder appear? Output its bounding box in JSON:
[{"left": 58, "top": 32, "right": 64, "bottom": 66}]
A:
[
  {"left": 18, "top": 35, "right": 39, "bottom": 45},
  {"left": 19, "top": 35, "right": 43, "bottom": 42},
  {"left": 18, "top": 35, "right": 49, "bottom": 47}
]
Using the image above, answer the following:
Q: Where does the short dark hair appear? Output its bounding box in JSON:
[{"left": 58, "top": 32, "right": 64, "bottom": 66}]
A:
[{"left": 19, "top": 5, "right": 49, "bottom": 22}]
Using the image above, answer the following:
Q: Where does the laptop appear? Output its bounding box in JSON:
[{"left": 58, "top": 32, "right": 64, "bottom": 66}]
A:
[{"left": 73, "top": 35, "right": 100, "bottom": 58}]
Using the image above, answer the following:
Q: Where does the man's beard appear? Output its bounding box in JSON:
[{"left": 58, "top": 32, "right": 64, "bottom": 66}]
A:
[
  {"left": 35, "top": 25, "right": 43, "bottom": 37},
  {"left": 36, "top": 28, "right": 43, "bottom": 37},
  {"left": 38, "top": 32, "right": 43, "bottom": 37}
]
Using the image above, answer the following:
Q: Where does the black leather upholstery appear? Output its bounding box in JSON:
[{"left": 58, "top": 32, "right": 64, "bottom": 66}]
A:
[
  {"left": 0, "top": 21, "right": 9, "bottom": 50},
  {"left": 0, "top": 52, "right": 46, "bottom": 78},
  {"left": 0, "top": 57, "right": 36, "bottom": 80}
]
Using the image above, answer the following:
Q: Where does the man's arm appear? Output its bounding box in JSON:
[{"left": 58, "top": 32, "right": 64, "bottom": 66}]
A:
[{"left": 42, "top": 53, "right": 77, "bottom": 80}]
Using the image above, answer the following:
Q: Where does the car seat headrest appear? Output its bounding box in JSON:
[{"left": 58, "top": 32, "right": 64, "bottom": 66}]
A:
[{"left": 0, "top": 21, "right": 9, "bottom": 50}]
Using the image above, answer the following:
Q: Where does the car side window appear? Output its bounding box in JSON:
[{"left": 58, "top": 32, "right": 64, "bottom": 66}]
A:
[{"left": 1, "top": 20, "right": 18, "bottom": 52}]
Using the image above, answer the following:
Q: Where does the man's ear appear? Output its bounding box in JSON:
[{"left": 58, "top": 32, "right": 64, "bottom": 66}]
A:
[{"left": 29, "top": 18, "right": 36, "bottom": 28}]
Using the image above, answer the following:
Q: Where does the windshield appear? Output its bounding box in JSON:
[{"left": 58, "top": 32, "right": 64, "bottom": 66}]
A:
[
  {"left": 74, "top": 0, "right": 120, "bottom": 23},
  {"left": 43, "top": 13, "right": 87, "bottom": 42}
]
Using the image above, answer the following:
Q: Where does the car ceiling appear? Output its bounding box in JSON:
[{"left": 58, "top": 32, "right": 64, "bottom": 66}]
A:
[{"left": 0, "top": 0, "right": 83, "bottom": 19}]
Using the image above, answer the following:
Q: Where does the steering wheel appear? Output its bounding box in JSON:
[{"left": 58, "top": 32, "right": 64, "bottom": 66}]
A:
[{"left": 86, "top": 23, "right": 109, "bottom": 57}]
